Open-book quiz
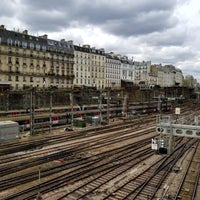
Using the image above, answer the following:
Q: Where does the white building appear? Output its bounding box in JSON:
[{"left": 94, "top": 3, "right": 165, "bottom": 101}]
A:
[
  {"left": 156, "top": 65, "right": 183, "bottom": 87},
  {"left": 105, "top": 52, "right": 121, "bottom": 89},
  {"left": 120, "top": 56, "right": 134, "bottom": 82},
  {"left": 134, "top": 61, "right": 151, "bottom": 84}
]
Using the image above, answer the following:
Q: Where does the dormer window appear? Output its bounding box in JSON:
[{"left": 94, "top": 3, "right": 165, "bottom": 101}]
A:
[
  {"left": 30, "top": 43, "right": 34, "bottom": 49},
  {"left": 36, "top": 44, "right": 40, "bottom": 50},
  {"left": 7, "top": 38, "right": 12, "bottom": 45},
  {"left": 42, "top": 45, "right": 46, "bottom": 51},
  {"left": 15, "top": 40, "right": 20, "bottom": 47},
  {"left": 22, "top": 41, "right": 27, "bottom": 48}
]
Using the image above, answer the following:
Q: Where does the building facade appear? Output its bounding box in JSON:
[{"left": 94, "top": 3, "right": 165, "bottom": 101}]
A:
[
  {"left": 0, "top": 25, "right": 74, "bottom": 90},
  {"left": 0, "top": 25, "right": 187, "bottom": 91},
  {"left": 121, "top": 56, "right": 134, "bottom": 82},
  {"left": 156, "top": 65, "right": 183, "bottom": 87},
  {"left": 134, "top": 61, "right": 151, "bottom": 83},
  {"left": 105, "top": 52, "right": 121, "bottom": 89},
  {"left": 74, "top": 45, "right": 106, "bottom": 89}
]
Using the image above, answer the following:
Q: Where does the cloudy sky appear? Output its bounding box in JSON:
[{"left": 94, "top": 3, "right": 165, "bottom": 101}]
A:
[{"left": 1, "top": 0, "right": 200, "bottom": 82}]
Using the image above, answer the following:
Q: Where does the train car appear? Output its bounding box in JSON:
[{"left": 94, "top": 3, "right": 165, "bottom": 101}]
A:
[{"left": 0, "top": 101, "right": 172, "bottom": 132}]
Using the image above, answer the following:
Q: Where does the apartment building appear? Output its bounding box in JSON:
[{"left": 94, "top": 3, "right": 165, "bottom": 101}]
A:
[
  {"left": 74, "top": 45, "right": 106, "bottom": 89},
  {"left": 121, "top": 56, "right": 134, "bottom": 81},
  {"left": 152, "top": 64, "right": 183, "bottom": 87},
  {"left": 0, "top": 25, "right": 74, "bottom": 90},
  {"left": 134, "top": 61, "right": 151, "bottom": 83},
  {"left": 105, "top": 52, "right": 121, "bottom": 89},
  {"left": 0, "top": 25, "right": 186, "bottom": 91}
]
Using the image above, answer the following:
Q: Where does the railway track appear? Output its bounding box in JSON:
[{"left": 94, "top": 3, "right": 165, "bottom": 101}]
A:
[
  {"left": 173, "top": 140, "right": 200, "bottom": 200},
  {"left": 0, "top": 116, "right": 154, "bottom": 155},
  {"left": 0, "top": 102, "right": 199, "bottom": 199},
  {"left": 1, "top": 136, "right": 154, "bottom": 199},
  {"left": 47, "top": 138, "right": 197, "bottom": 200},
  {"left": 0, "top": 122, "right": 156, "bottom": 199},
  {"left": 0, "top": 122, "right": 155, "bottom": 165},
  {"left": 100, "top": 138, "right": 197, "bottom": 200}
]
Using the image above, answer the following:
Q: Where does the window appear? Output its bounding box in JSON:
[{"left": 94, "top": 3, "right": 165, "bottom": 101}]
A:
[
  {"left": 15, "top": 40, "right": 20, "bottom": 47},
  {"left": 8, "top": 75, "right": 12, "bottom": 81},
  {"left": 16, "top": 57, "right": 19, "bottom": 64},
  {"left": 42, "top": 45, "right": 46, "bottom": 51},
  {"left": 23, "top": 59, "right": 26, "bottom": 65},
  {"left": 36, "top": 60, "right": 40, "bottom": 67},
  {"left": 30, "top": 50, "right": 33, "bottom": 57},
  {"left": 7, "top": 38, "right": 12, "bottom": 45},
  {"left": 30, "top": 43, "right": 34, "bottom": 49},
  {"left": 8, "top": 47, "right": 12, "bottom": 53},
  {"left": 15, "top": 76, "right": 19, "bottom": 81},
  {"left": 36, "top": 44, "right": 40, "bottom": 50},
  {"left": 16, "top": 48, "right": 19, "bottom": 55},
  {"left": 8, "top": 57, "right": 12, "bottom": 64},
  {"left": 22, "top": 41, "right": 27, "bottom": 48},
  {"left": 42, "top": 78, "right": 46, "bottom": 85}
]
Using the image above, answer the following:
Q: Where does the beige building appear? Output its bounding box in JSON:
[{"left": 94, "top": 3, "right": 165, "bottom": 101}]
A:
[
  {"left": 0, "top": 25, "right": 74, "bottom": 90},
  {"left": 74, "top": 45, "right": 106, "bottom": 89}
]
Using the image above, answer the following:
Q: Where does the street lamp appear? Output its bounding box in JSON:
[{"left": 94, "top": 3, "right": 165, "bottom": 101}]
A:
[
  {"left": 30, "top": 87, "right": 35, "bottom": 135},
  {"left": 49, "top": 91, "right": 53, "bottom": 133},
  {"left": 70, "top": 92, "right": 74, "bottom": 129},
  {"left": 99, "top": 88, "right": 103, "bottom": 125}
]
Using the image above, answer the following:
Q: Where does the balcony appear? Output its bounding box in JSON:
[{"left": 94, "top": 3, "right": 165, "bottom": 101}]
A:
[{"left": 48, "top": 72, "right": 56, "bottom": 76}]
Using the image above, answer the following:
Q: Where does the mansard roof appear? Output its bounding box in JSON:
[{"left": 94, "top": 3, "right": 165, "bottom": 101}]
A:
[{"left": 0, "top": 26, "right": 73, "bottom": 54}]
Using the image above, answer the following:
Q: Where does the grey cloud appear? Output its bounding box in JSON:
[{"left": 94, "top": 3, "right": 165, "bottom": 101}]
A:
[
  {"left": 149, "top": 47, "right": 196, "bottom": 65},
  {"left": 0, "top": 0, "right": 16, "bottom": 17},
  {"left": 142, "top": 27, "right": 187, "bottom": 47},
  {"left": 22, "top": 10, "right": 69, "bottom": 32},
  {"left": 104, "top": 10, "right": 177, "bottom": 36},
  {"left": 18, "top": 0, "right": 178, "bottom": 36}
]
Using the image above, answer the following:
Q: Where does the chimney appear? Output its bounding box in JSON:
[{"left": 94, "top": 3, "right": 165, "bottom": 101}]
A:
[
  {"left": 39, "top": 34, "right": 48, "bottom": 39},
  {"left": 83, "top": 44, "right": 90, "bottom": 48},
  {"left": 67, "top": 40, "right": 73, "bottom": 45},
  {"left": 22, "top": 30, "right": 28, "bottom": 35},
  {"left": 0, "top": 25, "right": 5, "bottom": 30}
]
